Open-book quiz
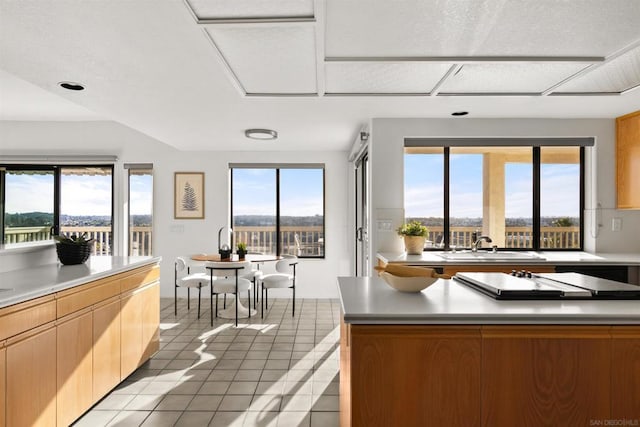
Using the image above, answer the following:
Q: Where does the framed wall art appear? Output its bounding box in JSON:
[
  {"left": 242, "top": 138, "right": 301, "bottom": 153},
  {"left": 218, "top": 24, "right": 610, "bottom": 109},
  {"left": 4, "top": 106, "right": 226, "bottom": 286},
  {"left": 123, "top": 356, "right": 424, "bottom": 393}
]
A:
[{"left": 174, "top": 172, "right": 204, "bottom": 219}]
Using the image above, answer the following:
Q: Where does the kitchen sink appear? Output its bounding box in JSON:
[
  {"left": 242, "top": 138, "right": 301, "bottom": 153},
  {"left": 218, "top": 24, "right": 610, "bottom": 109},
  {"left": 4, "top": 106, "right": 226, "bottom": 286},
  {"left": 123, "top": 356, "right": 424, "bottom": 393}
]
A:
[{"left": 436, "top": 251, "right": 546, "bottom": 261}]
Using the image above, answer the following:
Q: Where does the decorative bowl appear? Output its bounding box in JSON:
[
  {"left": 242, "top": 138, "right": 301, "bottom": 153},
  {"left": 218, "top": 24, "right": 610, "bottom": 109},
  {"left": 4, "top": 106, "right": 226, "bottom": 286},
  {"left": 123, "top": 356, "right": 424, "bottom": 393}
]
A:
[
  {"left": 380, "top": 272, "right": 438, "bottom": 293},
  {"left": 56, "top": 242, "right": 92, "bottom": 265}
]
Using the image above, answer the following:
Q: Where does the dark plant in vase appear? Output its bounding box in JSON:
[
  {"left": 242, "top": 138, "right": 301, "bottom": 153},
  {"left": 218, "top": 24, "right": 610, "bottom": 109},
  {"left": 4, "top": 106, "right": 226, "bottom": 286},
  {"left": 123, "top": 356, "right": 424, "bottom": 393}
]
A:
[
  {"left": 236, "top": 242, "right": 247, "bottom": 259},
  {"left": 54, "top": 233, "right": 94, "bottom": 265}
]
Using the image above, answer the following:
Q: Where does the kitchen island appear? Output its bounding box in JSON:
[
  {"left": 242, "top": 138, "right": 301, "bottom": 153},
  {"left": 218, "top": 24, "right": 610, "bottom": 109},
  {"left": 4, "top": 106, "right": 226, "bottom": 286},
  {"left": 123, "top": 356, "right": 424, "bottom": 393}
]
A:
[
  {"left": 338, "top": 275, "right": 640, "bottom": 427},
  {"left": 0, "top": 256, "right": 161, "bottom": 427}
]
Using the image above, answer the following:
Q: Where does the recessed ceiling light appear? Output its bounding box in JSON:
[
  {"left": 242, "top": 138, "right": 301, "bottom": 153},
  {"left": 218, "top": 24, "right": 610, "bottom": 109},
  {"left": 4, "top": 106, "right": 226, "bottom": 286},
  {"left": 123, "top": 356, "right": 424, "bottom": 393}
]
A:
[
  {"left": 245, "top": 129, "right": 278, "bottom": 140},
  {"left": 59, "top": 81, "right": 85, "bottom": 91},
  {"left": 451, "top": 111, "right": 469, "bottom": 116}
]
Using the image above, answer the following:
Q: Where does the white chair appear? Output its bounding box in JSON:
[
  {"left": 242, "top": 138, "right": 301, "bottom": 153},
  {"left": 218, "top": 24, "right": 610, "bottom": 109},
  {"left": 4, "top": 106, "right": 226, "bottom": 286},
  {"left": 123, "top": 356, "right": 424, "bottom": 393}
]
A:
[
  {"left": 207, "top": 260, "right": 253, "bottom": 327},
  {"left": 243, "top": 253, "right": 265, "bottom": 309},
  {"left": 174, "top": 256, "right": 212, "bottom": 319},
  {"left": 261, "top": 255, "right": 298, "bottom": 318}
]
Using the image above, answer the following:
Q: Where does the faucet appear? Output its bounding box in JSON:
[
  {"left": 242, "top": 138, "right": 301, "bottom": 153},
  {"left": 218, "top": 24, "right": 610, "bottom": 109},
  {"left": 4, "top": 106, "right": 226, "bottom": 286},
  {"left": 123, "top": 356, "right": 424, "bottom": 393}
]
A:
[{"left": 471, "top": 235, "right": 492, "bottom": 252}]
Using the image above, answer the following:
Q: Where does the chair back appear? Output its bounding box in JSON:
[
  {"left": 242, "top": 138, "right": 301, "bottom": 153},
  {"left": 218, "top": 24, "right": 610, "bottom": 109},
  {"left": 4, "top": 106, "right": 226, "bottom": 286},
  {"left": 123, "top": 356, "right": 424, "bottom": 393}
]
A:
[
  {"left": 175, "top": 257, "right": 187, "bottom": 273},
  {"left": 206, "top": 260, "right": 251, "bottom": 277},
  {"left": 275, "top": 257, "right": 297, "bottom": 274}
]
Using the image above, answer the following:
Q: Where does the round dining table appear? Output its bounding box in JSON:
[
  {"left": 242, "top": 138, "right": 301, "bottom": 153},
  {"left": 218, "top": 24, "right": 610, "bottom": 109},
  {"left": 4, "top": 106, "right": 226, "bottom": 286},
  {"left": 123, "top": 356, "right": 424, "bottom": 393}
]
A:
[{"left": 190, "top": 254, "right": 281, "bottom": 323}]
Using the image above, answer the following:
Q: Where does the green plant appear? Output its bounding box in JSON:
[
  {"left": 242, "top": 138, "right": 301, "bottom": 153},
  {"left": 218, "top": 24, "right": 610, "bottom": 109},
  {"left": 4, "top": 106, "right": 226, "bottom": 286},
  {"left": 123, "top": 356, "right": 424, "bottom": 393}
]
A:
[
  {"left": 236, "top": 242, "right": 247, "bottom": 252},
  {"left": 396, "top": 221, "right": 429, "bottom": 237},
  {"left": 53, "top": 232, "right": 94, "bottom": 245}
]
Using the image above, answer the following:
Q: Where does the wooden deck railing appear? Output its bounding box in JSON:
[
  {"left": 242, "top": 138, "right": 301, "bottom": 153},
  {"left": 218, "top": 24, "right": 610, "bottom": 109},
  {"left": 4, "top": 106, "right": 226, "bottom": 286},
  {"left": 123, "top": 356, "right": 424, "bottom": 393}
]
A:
[{"left": 233, "top": 225, "right": 325, "bottom": 256}]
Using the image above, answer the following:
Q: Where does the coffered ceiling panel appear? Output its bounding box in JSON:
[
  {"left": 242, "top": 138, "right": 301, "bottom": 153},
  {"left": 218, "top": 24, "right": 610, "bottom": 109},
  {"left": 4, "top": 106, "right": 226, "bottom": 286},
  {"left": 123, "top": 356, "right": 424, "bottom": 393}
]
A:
[
  {"left": 206, "top": 26, "right": 317, "bottom": 94},
  {"left": 438, "top": 63, "right": 590, "bottom": 94},
  {"left": 325, "top": 62, "right": 452, "bottom": 94},
  {"left": 188, "top": 0, "right": 314, "bottom": 19},
  {"left": 326, "top": 0, "right": 640, "bottom": 57},
  {"left": 552, "top": 46, "right": 640, "bottom": 94}
]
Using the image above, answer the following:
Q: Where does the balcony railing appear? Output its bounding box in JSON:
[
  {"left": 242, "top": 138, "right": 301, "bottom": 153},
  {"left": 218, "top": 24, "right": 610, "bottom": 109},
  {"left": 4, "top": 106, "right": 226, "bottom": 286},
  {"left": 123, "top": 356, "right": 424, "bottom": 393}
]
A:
[
  {"left": 3, "top": 226, "right": 154, "bottom": 256},
  {"left": 3, "top": 224, "right": 580, "bottom": 256},
  {"left": 233, "top": 226, "right": 324, "bottom": 256}
]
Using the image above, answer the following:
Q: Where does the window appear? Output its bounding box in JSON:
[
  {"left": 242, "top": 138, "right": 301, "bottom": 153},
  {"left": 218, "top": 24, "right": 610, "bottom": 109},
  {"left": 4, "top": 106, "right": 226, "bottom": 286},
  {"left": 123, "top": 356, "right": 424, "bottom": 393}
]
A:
[
  {"left": 1, "top": 164, "right": 114, "bottom": 254},
  {"left": 404, "top": 144, "right": 584, "bottom": 251},
  {"left": 128, "top": 166, "right": 153, "bottom": 256},
  {"left": 231, "top": 165, "right": 325, "bottom": 258}
]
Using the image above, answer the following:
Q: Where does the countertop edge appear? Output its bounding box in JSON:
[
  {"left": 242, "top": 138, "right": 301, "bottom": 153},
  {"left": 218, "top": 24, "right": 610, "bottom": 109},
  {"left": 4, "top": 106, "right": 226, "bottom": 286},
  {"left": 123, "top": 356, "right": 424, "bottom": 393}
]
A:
[{"left": 0, "top": 256, "right": 162, "bottom": 309}]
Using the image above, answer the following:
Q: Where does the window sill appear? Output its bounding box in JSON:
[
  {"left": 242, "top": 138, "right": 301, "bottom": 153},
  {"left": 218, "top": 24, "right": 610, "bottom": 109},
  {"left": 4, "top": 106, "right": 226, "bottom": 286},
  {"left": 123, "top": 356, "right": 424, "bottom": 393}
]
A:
[{"left": 0, "top": 240, "right": 55, "bottom": 255}]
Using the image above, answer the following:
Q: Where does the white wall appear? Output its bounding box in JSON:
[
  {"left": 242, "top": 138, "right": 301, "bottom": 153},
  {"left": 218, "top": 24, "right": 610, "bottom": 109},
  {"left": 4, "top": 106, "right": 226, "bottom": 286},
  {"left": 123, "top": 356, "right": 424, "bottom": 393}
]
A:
[
  {"left": 369, "top": 118, "right": 640, "bottom": 268},
  {"left": 0, "top": 121, "right": 352, "bottom": 298}
]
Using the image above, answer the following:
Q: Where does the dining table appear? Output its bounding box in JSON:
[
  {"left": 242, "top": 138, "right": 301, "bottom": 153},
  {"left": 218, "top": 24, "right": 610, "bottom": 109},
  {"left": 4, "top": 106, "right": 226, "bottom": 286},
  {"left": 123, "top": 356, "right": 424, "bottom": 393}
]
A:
[{"left": 190, "top": 253, "right": 282, "bottom": 323}]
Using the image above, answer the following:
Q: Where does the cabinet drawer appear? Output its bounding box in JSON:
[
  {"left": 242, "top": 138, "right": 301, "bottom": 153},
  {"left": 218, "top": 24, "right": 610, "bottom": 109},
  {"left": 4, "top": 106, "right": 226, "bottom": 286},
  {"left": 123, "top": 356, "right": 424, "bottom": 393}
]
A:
[
  {"left": 57, "top": 277, "right": 121, "bottom": 318},
  {"left": 120, "top": 265, "right": 160, "bottom": 293},
  {"left": 0, "top": 296, "right": 56, "bottom": 341}
]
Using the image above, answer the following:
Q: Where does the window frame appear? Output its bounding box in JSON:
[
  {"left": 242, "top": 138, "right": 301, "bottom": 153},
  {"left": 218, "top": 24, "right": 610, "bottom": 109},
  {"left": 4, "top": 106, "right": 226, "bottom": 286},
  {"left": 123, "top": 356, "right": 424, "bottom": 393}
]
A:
[
  {"left": 404, "top": 145, "right": 585, "bottom": 252},
  {"left": 1, "top": 164, "right": 115, "bottom": 249},
  {"left": 230, "top": 164, "right": 326, "bottom": 259}
]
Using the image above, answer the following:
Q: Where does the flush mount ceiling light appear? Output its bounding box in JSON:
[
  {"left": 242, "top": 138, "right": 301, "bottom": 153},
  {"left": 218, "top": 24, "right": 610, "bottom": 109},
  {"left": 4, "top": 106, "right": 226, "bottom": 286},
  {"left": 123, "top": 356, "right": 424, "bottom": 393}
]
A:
[
  {"left": 245, "top": 128, "right": 278, "bottom": 140},
  {"left": 451, "top": 111, "right": 469, "bottom": 116},
  {"left": 58, "top": 81, "right": 85, "bottom": 91}
]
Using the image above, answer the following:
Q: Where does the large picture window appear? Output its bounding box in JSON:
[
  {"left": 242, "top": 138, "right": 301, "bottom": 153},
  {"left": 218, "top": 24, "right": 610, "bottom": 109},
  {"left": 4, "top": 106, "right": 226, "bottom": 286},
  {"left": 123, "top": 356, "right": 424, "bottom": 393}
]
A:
[
  {"left": 231, "top": 165, "right": 325, "bottom": 258},
  {"left": 404, "top": 143, "right": 584, "bottom": 251},
  {"left": 1, "top": 164, "right": 114, "bottom": 255}
]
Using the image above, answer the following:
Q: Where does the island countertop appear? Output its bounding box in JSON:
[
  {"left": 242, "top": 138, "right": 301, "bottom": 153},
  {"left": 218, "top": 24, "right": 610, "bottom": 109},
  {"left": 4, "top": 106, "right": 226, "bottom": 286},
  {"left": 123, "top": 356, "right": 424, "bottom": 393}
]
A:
[
  {"left": 377, "top": 251, "right": 640, "bottom": 265},
  {"left": 338, "top": 275, "right": 640, "bottom": 325},
  {"left": 0, "top": 255, "right": 162, "bottom": 308}
]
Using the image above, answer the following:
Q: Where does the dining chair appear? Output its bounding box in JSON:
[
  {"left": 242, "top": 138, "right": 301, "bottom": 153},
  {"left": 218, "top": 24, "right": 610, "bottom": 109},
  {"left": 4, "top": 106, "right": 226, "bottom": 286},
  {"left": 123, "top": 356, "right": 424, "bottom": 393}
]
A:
[
  {"left": 244, "top": 252, "right": 265, "bottom": 309},
  {"left": 261, "top": 255, "right": 298, "bottom": 318},
  {"left": 207, "top": 260, "right": 252, "bottom": 326},
  {"left": 174, "top": 256, "right": 213, "bottom": 319}
]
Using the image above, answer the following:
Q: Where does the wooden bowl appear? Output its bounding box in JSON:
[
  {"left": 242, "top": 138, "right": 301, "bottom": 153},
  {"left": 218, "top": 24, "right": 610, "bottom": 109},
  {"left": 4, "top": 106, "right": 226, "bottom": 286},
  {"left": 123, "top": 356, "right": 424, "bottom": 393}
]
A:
[{"left": 381, "top": 272, "right": 438, "bottom": 293}]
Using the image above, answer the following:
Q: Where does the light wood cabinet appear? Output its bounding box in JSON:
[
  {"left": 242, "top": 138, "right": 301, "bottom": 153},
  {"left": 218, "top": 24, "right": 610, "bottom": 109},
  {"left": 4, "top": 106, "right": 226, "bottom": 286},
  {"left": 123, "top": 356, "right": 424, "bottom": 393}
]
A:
[
  {"left": 0, "top": 346, "right": 6, "bottom": 427},
  {"left": 616, "top": 110, "right": 640, "bottom": 209},
  {"left": 0, "top": 261, "right": 159, "bottom": 427},
  {"left": 6, "top": 325, "right": 57, "bottom": 427},
  {"left": 120, "top": 290, "right": 143, "bottom": 379},
  {"left": 141, "top": 283, "right": 160, "bottom": 361},
  {"left": 93, "top": 297, "right": 121, "bottom": 401},
  {"left": 57, "top": 309, "right": 94, "bottom": 427}
]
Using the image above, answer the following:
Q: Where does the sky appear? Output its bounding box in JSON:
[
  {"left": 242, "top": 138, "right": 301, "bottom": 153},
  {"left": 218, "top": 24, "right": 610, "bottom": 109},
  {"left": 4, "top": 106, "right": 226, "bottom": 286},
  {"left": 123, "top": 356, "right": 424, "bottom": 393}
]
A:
[
  {"left": 5, "top": 172, "right": 153, "bottom": 216},
  {"left": 404, "top": 153, "right": 580, "bottom": 219},
  {"left": 232, "top": 168, "right": 324, "bottom": 217}
]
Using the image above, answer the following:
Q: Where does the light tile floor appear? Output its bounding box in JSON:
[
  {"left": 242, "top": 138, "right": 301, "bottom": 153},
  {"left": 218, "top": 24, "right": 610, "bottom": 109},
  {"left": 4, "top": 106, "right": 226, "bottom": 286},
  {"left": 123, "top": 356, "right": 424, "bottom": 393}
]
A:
[{"left": 74, "top": 297, "right": 342, "bottom": 427}]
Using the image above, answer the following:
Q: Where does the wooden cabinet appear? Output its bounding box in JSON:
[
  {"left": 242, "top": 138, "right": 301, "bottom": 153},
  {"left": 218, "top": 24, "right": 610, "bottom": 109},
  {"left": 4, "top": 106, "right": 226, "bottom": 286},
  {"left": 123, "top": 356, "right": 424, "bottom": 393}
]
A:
[
  {"left": 121, "top": 282, "right": 160, "bottom": 379},
  {"left": 0, "top": 261, "right": 160, "bottom": 427},
  {"left": 57, "top": 309, "right": 94, "bottom": 427},
  {"left": 611, "top": 327, "right": 640, "bottom": 418},
  {"left": 121, "top": 289, "right": 143, "bottom": 379},
  {"left": 617, "top": 110, "right": 640, "bottom": 209},
  {"left": 342, "top": 322, "right": 481, "bottom": 427},
  {"left": 6, "top": 325, "right": 57, "bottom": 427},
  {"left": 0, "top": 346, "right": 5, "bottom": 427},
  {"left": 141, "top": 283, "right": 160, "bottom": 361},
  {"left": 340, "top": 319, "right": 640, "bottom": 426},
  {"left": 93, "top": 297, "right": 121, "bottom": 400},
  {"left": 481, "top": 326, "right": 611, "bottom": 426}
]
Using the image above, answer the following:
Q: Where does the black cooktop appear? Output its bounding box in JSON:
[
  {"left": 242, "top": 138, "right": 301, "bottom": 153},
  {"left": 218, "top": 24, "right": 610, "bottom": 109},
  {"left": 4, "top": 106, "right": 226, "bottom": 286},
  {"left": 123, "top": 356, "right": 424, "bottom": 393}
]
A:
[{"left": 454, "top": 272, "right": 640, "bottom": 300}]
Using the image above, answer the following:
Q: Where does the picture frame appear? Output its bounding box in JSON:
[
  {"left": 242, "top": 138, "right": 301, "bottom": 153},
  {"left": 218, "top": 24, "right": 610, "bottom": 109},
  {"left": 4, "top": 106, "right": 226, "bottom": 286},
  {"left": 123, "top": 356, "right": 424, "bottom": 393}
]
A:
[{"left": 174, "top": 172, "right": 205, "bottom": 219}]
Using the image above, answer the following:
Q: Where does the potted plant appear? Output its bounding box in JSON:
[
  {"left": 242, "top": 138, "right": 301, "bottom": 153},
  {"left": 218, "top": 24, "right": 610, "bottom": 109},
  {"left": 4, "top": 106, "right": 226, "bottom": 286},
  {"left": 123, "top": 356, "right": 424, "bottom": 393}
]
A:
[
  {"left": 236, "top": 242, "right": 247, "bottom": 259},
  {"left": 396, "top": 221, "right": 429, "bottom": 255},
  {"left": 53, "top": 233, "right": 94, "bottom": 265}
]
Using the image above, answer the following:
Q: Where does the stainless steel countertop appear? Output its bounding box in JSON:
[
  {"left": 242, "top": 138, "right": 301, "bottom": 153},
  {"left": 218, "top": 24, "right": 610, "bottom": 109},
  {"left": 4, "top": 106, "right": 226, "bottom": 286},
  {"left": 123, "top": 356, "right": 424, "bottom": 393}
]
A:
[
  {"left": 0, "top": 256, "right": 161, "bottom": 308},
  {"left": 338, "top": 275, "right": 640, "bottom": 325}
]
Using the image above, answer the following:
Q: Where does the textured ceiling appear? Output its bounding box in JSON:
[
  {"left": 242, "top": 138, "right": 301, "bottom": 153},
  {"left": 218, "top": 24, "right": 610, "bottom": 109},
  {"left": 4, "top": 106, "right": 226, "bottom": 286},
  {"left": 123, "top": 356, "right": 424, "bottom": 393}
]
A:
[{"left": 1, "top": 0, "right": 639, "bottom": 152}]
